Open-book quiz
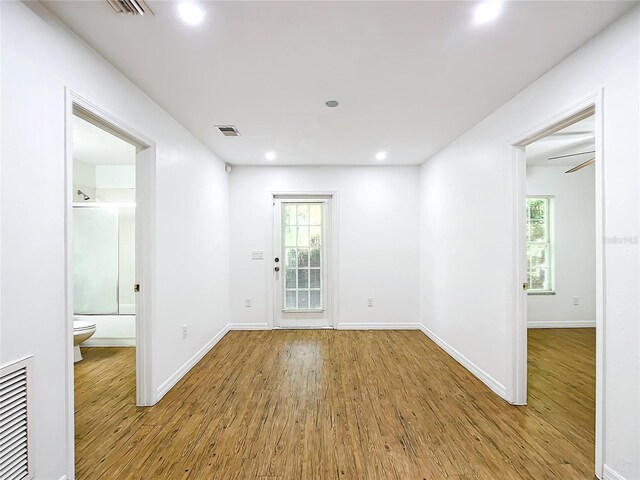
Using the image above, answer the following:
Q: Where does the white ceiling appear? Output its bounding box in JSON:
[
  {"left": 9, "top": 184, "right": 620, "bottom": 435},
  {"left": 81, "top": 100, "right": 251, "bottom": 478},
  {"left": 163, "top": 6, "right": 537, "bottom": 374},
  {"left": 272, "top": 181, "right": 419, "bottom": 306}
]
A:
[
  {"left": 526, "top": 116, "right": 595, "bottom": 167},
  {"left": 73, "top": 115, "right": 137, "bottom": 166},
  {"left": 46, "top": 1, "right": 635, "bottom": 166}
]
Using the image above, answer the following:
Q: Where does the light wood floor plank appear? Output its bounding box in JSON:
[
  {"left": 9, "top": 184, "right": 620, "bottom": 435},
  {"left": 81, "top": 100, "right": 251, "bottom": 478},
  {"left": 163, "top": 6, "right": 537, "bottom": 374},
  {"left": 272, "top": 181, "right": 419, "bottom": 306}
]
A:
[{"left": 75, "top": 329, "right": 595, "bottom": 479}]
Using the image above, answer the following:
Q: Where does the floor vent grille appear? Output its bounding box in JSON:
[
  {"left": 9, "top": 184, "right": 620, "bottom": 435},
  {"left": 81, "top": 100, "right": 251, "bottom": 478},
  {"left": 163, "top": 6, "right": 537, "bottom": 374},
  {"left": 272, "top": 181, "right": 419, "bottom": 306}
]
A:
[{"left": 0, "top": 357, "right": 33, "bottom": 480}]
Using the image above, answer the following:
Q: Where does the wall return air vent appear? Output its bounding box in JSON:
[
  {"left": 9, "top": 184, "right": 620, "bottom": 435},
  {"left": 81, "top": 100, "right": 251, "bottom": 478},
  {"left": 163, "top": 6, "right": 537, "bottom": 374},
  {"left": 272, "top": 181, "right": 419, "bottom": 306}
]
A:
[
  {"left": 0, "top": 357, "right": 33, "bottom": 480},
  {"left": 106, "top": 0, "right": 154, "bottom": 16},
  {"left": 216, "top": 125, "right": 241, "bottom": 137}
]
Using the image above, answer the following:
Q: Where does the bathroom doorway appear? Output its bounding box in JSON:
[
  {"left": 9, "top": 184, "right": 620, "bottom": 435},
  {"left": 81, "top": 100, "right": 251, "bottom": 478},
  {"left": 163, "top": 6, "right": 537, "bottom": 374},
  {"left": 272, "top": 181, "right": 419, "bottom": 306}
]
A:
[{"left": 65, "top": 91, "right": 157, "bottom": 475}]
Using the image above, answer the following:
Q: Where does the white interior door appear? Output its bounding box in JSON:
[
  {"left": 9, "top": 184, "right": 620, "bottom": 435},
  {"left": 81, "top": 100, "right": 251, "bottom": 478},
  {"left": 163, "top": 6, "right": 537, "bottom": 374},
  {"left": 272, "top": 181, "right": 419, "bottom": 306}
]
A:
[{"left": 273, "top": 197, "right": 332, "bottom": 328}]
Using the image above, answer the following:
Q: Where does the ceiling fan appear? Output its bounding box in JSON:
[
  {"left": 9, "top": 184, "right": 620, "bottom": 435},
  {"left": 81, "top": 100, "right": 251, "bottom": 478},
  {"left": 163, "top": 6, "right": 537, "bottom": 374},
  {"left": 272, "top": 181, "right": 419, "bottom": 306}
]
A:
[{"left": 548, "top": 150, "right": 595, "bottom": 173}]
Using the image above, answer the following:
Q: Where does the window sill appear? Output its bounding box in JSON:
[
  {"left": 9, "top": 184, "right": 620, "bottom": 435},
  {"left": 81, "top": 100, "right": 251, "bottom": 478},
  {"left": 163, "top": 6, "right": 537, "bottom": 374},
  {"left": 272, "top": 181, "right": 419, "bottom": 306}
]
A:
[{"left": 527, "top": 291, "right": 556, "bottom": 296}]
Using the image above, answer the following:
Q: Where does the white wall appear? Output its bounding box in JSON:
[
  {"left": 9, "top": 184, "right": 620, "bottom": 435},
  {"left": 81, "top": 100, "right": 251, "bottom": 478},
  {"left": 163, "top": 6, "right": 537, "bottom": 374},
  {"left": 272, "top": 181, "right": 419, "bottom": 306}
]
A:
[
  {"left": 419, "top": 8, "right": 639, "bottom": 479},
  {"left": 526, "top": 166, "right": 596, "bottom": 328},
  {"left": 0, "top": 3, "right": 230, "bottom": 479},
  {"left": 230, "top": 166, "right": 420, "bottom": 329}
]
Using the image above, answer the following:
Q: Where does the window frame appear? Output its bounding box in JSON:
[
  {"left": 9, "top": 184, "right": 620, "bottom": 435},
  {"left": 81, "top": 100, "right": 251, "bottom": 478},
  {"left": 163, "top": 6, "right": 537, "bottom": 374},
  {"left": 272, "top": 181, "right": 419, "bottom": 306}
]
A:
[{"left": 526, "top": 195, "right": 555, "bottom": 294}]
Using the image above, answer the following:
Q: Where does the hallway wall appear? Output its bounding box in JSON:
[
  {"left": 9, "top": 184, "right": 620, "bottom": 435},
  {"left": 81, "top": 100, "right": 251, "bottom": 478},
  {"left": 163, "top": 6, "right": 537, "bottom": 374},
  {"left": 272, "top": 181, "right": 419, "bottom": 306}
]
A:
[
  {"left": 419, "top": 7, "right": 639, "bottom": 479},
  {"left": 229, "top": 166, "right": 420, "bottom": 329},
  {"left": 0, "top": 3, "right": 230, "bottom": 478}
]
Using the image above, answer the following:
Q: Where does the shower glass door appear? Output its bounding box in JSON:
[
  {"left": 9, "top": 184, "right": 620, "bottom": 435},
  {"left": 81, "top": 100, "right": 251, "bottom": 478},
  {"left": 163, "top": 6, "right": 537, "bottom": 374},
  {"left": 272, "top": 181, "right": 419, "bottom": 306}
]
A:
[{"left": 73, "top": 206, "right": 120, "bottom": 314}]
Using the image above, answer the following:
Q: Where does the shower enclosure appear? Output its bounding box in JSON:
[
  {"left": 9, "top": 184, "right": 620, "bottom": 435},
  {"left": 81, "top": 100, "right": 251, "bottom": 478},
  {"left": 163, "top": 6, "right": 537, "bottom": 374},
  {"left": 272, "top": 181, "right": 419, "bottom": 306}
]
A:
[{"left": 73, "top": 202, "right": 136, "bottom": 345}]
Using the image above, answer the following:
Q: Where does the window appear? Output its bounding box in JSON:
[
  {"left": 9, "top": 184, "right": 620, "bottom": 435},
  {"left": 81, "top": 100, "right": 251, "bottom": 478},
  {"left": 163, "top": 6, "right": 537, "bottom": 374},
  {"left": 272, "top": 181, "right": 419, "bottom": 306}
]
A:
[
  {"left": 283, "top": 202, "right": 323, "bottom": 310},
  {"left": 526, "top": 196, "right": 554, "bottom": 293}
]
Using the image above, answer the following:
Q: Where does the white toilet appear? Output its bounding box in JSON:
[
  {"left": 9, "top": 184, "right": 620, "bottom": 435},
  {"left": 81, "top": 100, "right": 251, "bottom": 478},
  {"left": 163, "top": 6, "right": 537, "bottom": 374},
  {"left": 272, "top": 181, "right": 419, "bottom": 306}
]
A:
[{"left": 73, "top": 320, "right": 97, "bottom": 363}]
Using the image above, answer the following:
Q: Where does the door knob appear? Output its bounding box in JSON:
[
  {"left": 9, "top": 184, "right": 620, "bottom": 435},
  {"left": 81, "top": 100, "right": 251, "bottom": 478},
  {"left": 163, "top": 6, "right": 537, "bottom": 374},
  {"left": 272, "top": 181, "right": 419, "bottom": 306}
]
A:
[{"left": 274, "top": 266, "right": 280, "bottom": 272}]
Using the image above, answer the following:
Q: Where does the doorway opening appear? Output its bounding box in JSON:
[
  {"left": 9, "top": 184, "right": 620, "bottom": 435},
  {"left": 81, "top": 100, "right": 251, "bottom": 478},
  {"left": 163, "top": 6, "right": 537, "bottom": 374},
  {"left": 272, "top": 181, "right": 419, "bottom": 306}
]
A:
[
  {"left": 511, "top": 95, "right": 603, "bottom": 478},
  {"left": 273, "top": 195, "right": 334, "bottom": 329},
  {"left": 65, "top": 92, "right": 157, "bottom": 477}
]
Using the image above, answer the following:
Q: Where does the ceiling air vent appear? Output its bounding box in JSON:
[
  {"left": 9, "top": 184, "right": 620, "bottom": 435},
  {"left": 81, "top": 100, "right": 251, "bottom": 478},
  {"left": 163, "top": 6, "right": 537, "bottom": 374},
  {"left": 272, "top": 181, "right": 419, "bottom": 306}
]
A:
[
  {"left": 106, "top": 0, "right": 154, "bottom": 16},
  {"left": 216, "top": 125, "right": 241, "bottom": 137}
]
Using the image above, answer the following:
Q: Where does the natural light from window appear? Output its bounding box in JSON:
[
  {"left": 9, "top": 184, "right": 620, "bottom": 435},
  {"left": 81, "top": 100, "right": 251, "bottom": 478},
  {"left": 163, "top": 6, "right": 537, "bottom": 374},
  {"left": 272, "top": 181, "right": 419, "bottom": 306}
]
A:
[{"left": 526, "top": 196, "right": 554, "bottom": 293}]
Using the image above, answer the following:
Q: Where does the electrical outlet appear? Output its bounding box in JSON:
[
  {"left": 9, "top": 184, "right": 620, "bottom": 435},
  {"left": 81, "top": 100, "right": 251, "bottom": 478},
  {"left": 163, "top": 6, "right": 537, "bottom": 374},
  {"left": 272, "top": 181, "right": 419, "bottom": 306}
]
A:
[
  {"left": 182, "top": 324, "right": 187, "bottom": 340},
  {"left": 573, "top": 296, "right": 580, "bottom": 306},
  {"left": 245, "top": 297, "right": 252, "bottom": 307},
  {"left": 367, "top": 297, "right": 374, "bottom": 307}
]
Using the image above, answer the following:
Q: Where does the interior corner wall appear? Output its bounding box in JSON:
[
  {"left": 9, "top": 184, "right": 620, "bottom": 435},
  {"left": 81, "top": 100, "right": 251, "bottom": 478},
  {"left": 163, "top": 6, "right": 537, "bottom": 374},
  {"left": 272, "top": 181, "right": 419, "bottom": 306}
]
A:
[
  {"left": 0, "top": 2, "right": 230, "bottom": 478},
  {"left": 229, "top": 166, "right": 420, "bottom": 329},
  {"left": 419, "top": 7, "right": 639, "bottom": 479},
  {"left": 526, "top": 166, "right": 596, "bottom": 328}
]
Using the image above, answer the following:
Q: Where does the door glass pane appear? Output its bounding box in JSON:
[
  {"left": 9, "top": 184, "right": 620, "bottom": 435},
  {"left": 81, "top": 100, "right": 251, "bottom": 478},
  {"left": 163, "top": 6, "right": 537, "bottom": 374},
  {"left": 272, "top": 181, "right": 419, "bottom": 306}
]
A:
[
  {"left": 297, "top": 204, "right": 309, "bottom": 225},
  {"left": 298, "top": 290, "right": 309, "bottom": 309},
  {"left": 282, "top": 201, "right": 324, "bottom": 311},
  {"left": 310, "top": 269, "right": 321, "bottom": 288},
  {"left": 310, "top": 290, "right": 321, "bottom": 309},
  {"left": 309, "top": 204, "right": 322, "bottom": 225},
  {"left": 310, "top": 226, "right": 321, "bottom": 247},
  {"left": 298, "top": 269, "right": 309, "bottom": 288},
  {"left": 297, "top": 226, "right": 309, "bottom": 247},
  {"left": 310, "top": 248, "right": 321, "bottom": 267},
  {"left": 285, "top": 290, "right": 296, "bottom": 309},
  {"left": 297, "top": 249, "right": 309, "bottom": 267},
  {"left": 285, "top": 226, "right": 296, "bottom": 247},
  {"left": 284, "top": 204, "right": 296, "bottom": 226},
  {"left": 286, "top": 269, "right": 297, "bottom": 288},
  {"left": 285, "top": 248, "right": 297, "bottom": 267}
]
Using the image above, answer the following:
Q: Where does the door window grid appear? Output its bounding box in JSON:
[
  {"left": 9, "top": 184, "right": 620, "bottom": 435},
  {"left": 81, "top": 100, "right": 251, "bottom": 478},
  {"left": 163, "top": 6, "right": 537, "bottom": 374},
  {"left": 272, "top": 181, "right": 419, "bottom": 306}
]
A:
[
  {"left": 283, "top": 203, "right": 323, "bottom": 310},
  {"left": 526, "top": 196, "right": 554, "bottom": 292}
]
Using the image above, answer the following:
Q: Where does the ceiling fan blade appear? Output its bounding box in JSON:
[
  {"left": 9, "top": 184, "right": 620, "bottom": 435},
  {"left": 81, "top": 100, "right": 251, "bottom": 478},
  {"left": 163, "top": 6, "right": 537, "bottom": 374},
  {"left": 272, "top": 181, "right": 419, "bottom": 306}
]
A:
[
  {"left": 549, "top": 150, "right": 595, "bottom": 161},
  {"left": 565, "top": 157, "right": 595, "bottom": 174},
  {"left": 550, "top": 131, "right": 594, "bottom": 136}
]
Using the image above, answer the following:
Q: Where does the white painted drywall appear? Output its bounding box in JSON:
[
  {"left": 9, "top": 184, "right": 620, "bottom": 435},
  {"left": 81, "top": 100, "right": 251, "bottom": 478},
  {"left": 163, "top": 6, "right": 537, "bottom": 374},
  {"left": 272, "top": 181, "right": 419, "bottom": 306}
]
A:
[
  {"left": 229, "top": 166, "right": 420, "bottom": 328},
  {"left": 0, "top": 3, "right": 229, "bottom": 479},
  {"left": 526, "top": 165, "right": 596, "bottom": 328},
  {"left": 419, "top": 7, "right": 639, "bottom": 478}
]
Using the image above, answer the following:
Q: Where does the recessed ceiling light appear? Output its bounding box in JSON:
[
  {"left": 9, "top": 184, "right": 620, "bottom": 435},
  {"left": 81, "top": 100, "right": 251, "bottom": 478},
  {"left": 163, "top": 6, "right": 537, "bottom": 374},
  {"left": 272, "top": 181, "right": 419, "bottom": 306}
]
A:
[
  {"left": 375, "top": 151, "right": 387, "bottom": 161},
  {"left": 325, "top": 100, "right": 339, "bottom": 108},
  {"left": 265, "top": 151, "right": 277, "bottom": 161},
  {"left": 474, "top": 1, "right": 503, "bottom": 25},
  {"left": 178, "top": 2, "right": 204, "bottom": 26}
]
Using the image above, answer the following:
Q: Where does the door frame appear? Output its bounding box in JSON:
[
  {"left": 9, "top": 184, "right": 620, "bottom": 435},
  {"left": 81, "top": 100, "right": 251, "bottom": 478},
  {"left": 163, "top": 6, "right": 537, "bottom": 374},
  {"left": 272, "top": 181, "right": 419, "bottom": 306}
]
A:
[
  {"left": 266, "top": 191, "right": 339, "bottom": 329},
  {"left": 64, "top": 89, "right": 157, "bottom": 479},
  {"left": 508, "top": 90, "right": 605, "bottom": 478}
]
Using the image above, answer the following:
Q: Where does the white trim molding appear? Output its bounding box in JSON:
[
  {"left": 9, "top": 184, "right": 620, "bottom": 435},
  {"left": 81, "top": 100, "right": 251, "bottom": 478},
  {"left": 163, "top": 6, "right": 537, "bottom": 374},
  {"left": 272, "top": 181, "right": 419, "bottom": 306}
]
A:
[
  {"left": 228, "top": 323, "right": 270, "bottom": 330},
  {"left": 419, "top": 324, "right": 507, "bottom": 399},
  {"left": 336, "top": 323, "right": 422, "bottom": 330},
  {"left": 603, "top": 465, "right": 628, "bottom": 480},
  {"left": 156, "top": 324, "right": 231, "bottom": 401},
  {"left": 527, "top": 320, "right": 596, "bottom": 329}
]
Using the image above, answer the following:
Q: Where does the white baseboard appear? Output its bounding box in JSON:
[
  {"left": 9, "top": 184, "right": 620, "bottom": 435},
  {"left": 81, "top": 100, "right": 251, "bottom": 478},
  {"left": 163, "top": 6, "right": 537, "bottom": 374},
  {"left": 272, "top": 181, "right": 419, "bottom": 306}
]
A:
[
  {"left": 528, "top": 320, "right": 596, "bottom": 329},
  {"left": 419, "top": 324, "right": 507, "bottom": 398},
  {"left": 603, "top": 465, "right": 628, "bottom": 480},
  {"left": 336, "top": 323, "right": 422, "bottom": 330},
  {"left": 156, "top": 324, "right": 231, "bottom": 401},
  {"left": 228, "top": 322, "right": 270, "bottom": 330},
  {"left": 83, "top": 337, "right": 136, "bottom": 347}
]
